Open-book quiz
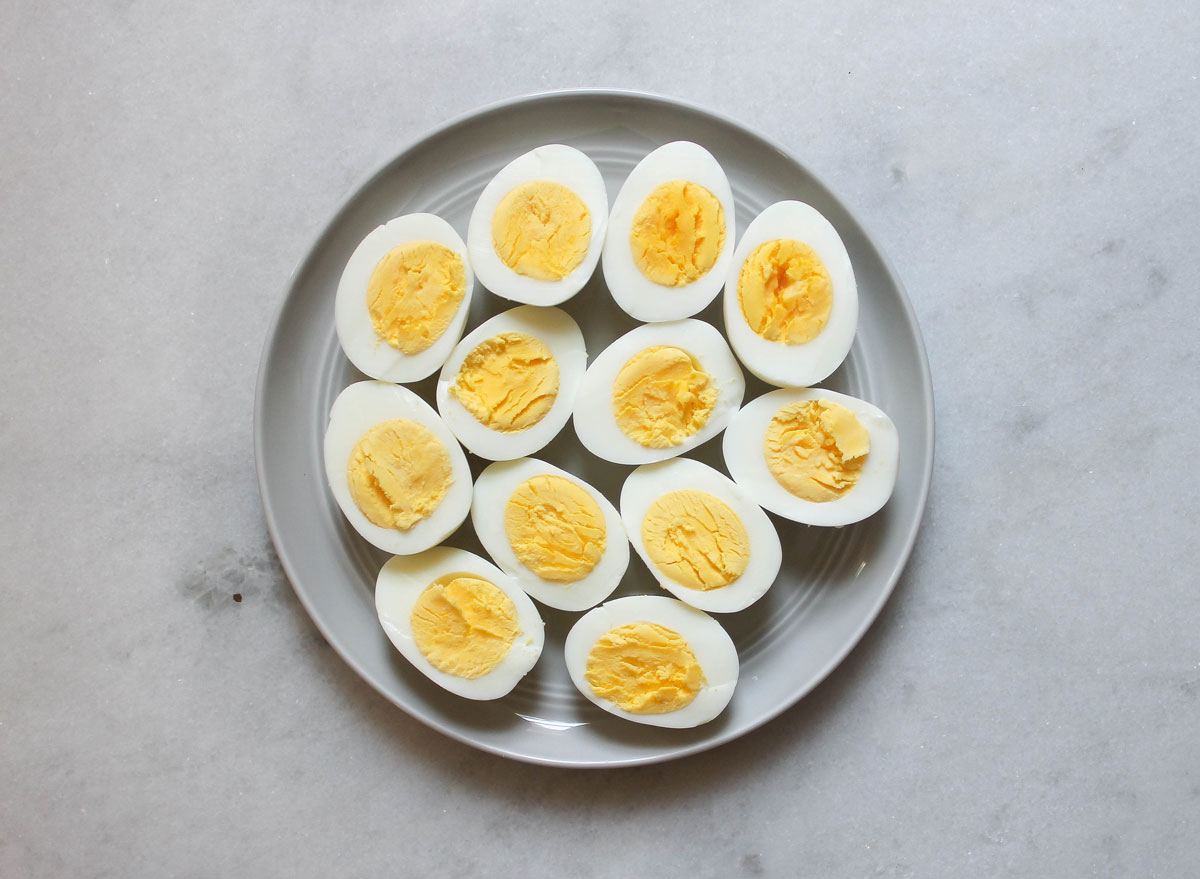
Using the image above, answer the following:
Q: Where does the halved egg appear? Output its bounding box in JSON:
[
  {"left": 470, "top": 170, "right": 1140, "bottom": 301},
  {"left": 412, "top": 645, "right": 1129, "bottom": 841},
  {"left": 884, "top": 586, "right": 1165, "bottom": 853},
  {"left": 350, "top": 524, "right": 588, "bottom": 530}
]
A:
[
  {"left": 564, "top": 595, "right": 738, "bottom": 728},
  {"left": 467, "top": 145, "right": 607, "bottom": 306},
  {"left": 335, "top": 214, "right": 474, "bottom": 382},
  {"left": 435, "top": 306, "right": 586, "bottom": 461},
  {"left": 603, "top": 142, "right": 736, "bottom": 322},
  {"left": 620, "top": 458, "right": 781, "bottom": 613},
  {"left": 375, "top": 547, "right": 544, "bottom": 700},
  {"left": 723, "top": 201, "right": 858, "bottom": 387},
  {"left": 722, "top": 387, "right": 899, "bottom": 527},
  {"left": 323, "top": 381, "right": 472, "bottom": 554},
  {"left": 572, "top": 319, "right": 745, "bottom": 465},
  {"left": 472, "top": 458, "right": 629, "bottom": 612}
]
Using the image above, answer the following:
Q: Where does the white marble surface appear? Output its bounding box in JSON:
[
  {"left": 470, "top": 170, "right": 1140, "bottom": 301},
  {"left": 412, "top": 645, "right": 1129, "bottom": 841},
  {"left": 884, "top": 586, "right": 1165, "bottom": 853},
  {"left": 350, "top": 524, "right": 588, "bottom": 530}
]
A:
[{"left": 2, "top": 2, "right": 1197, "bottom": 876}]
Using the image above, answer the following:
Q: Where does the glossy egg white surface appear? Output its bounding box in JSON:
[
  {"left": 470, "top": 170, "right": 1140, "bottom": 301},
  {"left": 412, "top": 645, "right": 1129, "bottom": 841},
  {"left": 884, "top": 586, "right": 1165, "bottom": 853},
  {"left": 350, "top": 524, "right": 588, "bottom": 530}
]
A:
[
  {"left": 467, "top": 145, "right": 607, "bottom": 306},
  {"left": 564, "top": 595, "right": 739, "bottom": 728},
  {"left": 323, "top": 381, "right": 472, "bottom": 554},
  {"left": 375, "top": 547, "right": 545, "bottom": 701},
  {"left": 723, "top": 387, "right": 899, "bottom": 527},
  {"left": 471, "top": 458, "right": 629, "bottom": 612},
  {"left": 602, "top": 142, "right": 736, "bottom": 322},
  {"left": 334, "top": 213, "right": 474, "bottom": 382},
  {"left": 620, "top": 457, "right": 781, "bottom": 613},
  {"left": 572, "top": 319, "right": 745, "bottom": 466}
]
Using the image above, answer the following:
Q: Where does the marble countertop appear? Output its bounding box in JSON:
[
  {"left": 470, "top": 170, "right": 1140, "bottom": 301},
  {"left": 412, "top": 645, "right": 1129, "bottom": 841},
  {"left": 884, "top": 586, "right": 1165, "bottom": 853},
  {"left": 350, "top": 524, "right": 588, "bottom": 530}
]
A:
[{"left": 2, "top": 2, "right": 1196, "bottom": 876}]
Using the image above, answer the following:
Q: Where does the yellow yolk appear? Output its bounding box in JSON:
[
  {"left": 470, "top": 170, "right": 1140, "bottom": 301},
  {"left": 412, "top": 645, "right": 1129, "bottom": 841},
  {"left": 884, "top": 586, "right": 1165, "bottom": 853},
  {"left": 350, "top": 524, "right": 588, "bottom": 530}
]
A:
[
  {"left": 764, "top": 400, "right": 870, "bottom": 503},
  {"left": 491, "top": 181, "right": 591, "bottom": 281},
  {"left": 641, "top": 491, "right": 750, "bottom": 591},
  {"left": 585, "top": 622, "right": 703, "bottom": 714},
  {"left": 409, "top": 574, "right": 520, "bottom": 679},
  {"left": 738, "top": 239, "right": 833, "bottom": 345},
  {"left": 366, "top": 241, "right": 466, "bottom": 354},
  {"left": 448, "top": 332, "right": 559, "bottom": 433},
  {"left": 630, "top": 180, "right": 726, "bottom": 286},
  {"left": 346, "top": 419, "right": 453, "bottom": 530},
  {"left": 612, "top": 346, "right": 716, "bottom": 448},
  {"left": 504, "top": 475, "right": 607, "bottom": 583}
]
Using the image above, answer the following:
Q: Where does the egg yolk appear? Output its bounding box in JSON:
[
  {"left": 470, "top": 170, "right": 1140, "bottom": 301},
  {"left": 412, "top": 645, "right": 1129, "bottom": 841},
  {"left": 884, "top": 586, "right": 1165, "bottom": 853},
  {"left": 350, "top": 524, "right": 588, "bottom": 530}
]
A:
[
  {"left": 491, "top": 181, "right": 591, "bottom": 281},
  {"left": 764, "top": 400, "right": 870, "bottom": 503},
  {"left": 585, "top": 623, "right": 703, "bottom": 714},
  {"left": 642, "top": 491, "right": 750, "bottom": 591},
  {"left": 738, "top": 239, "right": 833, "bottom": 345},
  {"left": 630, "top": 180, "right": 726, "bottom": 286},
  {"left": 366, "top": 241, "right": 466, "bottom": 355},
  {"left": 504, "top": 475, "right": 607, "bottom": 583},
  {"left": 449, "top": 332, "right": 559, "bottom": 433},
  {"left": 612, "top": 346, "right": 716, "bottom": 448},
  {"left": 346, "top": 419, "right": 453, "bottom": 530},
  {"left": 410, "top": 574, "right": 520, "bottom": 679}
]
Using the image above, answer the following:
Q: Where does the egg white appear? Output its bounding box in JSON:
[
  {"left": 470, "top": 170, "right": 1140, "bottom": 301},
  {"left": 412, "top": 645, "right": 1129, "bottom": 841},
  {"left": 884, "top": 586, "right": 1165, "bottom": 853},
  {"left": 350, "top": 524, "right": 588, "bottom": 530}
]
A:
[
  {"left": 602, "top": 142, "right": 736, "bottom": 322},
  {"left": 435, "top": 306, "right": 586, "bottom": 461},
  {"left": 722, "top": 387, "right": 899, "bottom": 527},
  {"left": 323, "top": 381, "right": 472, "bottom": 554},
  {"left": 723, "top": 201, "right": 858, "bottom": 387},
  {"left": 472, "top": 458, "right": 629, "bottom": 612},
  {"left": 467, "top": 144, "right": 608, "bottom": 306},
  {"left": 334, "top": 214, "right": 474, "bottom": 383},
  {"left": 620, "top": 458, "right": 781, "bottom": 613},
  {"left": 564, "top": 595, "right": 739, "bottom": 728},
  {"left": 375, "top": 547, "right": 545, "bottom": 701},
  {"left": 572, "top": 319, "right": 745, "bottom": 466}
]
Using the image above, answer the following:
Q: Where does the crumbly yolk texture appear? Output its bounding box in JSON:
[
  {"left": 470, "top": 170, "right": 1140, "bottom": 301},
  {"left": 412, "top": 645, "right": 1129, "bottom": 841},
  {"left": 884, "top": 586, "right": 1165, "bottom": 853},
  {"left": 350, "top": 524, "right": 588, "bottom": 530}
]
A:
[
  {"left": 366, "top": 241, "right": 466, "bottom": 354},
  {"left": 504, "top": 475, "right": 607, "bottom": 583},
  {"left": 629, "top": 181, "right": 726, "bottom": 286},
  {"left": 764, "top": 400, "right": 870, "bottom": 503},
  {"left": 448, "top": 332, "right": 559, "bottom": 433},
  {"left": 585, "top": 623, "right": 703, "bottom": 714},
  {"left": 738, "top": 239, "right": 833, "bottom": 345},
  {"left": 491, "top": 181, "right": 591, "bottom": 281},
  {"left": 346, "top": 419, "right": 453, "bottom": 530},
  {"left": 642, "top": 491, "right": 750, "bottom": 591},
  {"left": 612, "top": 346, "right": 716, "bottom": 448},
  {"left": 410, "top": 574, "right": 520, "bottom": 679}
]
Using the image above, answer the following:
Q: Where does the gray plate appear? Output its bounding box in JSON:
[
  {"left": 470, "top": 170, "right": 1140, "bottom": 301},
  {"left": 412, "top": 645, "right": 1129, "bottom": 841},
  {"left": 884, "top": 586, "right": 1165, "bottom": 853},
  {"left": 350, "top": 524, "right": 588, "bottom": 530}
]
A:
[{"left": 254, "top": 89, "right": 934, "bottom": 768}]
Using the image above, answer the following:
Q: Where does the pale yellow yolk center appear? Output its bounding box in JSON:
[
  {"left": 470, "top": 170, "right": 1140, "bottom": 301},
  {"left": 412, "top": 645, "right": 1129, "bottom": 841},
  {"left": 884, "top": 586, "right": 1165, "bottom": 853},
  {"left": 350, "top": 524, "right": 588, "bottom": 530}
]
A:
[
  {"left": 585, "top": 623, "right": 703, "bottom": 714},
  {"left": 491, "top": 181, "right": 591, "bottom": 281},
  {"left": 504, "top": 475, "right": 607, "bottom": 583},
  {"left": 764, "top": 400, "right": 870, "bottom": 503},
  {"left": 410, "top": 574, "right": 520, "bottom": 679},
  {"left": 366, "top": 241, "right": 466, "bottom": 354},
  {"left": 346, "top": 419, "right": 453, "bottom": 530},
  {"left": 642, "top": 490, "right": 750, "bottom": 591},
  {"left": 738, "top": 239, "right": 833, "bottom": 345},
  {"left": 612, "top": 346, "right": 716, "bottom": 448},
  {"left": 630, "top": 180, "right": 726, "bottom": 286},
  {"left": 448, "top": 332, "right": 559, "bottom": 433}
]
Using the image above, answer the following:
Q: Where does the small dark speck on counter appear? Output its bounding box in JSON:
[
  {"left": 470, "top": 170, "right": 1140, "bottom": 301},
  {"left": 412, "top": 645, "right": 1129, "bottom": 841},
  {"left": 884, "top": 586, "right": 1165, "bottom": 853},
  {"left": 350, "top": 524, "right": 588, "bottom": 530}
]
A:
[{"left": 233, "top": 593, "right": 243, "bottom": 603}]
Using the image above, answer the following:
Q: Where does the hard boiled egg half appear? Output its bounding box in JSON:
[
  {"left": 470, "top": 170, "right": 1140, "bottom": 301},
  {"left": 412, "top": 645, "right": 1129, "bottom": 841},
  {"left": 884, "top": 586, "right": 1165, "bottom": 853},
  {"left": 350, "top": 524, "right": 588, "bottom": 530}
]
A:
[
  {"left": 375, "top": 547, "right": 544, "bottom": 700},
  {"left": 472, "top": 458, "right": 629, "bottom": 612},
  {"left": 565, "top": 595, "right": 738, "bottom": 728},
  {"left": 572, "top": 319, "right": 745, "bottom": 465},
  {"left": 467, "top": 145, "right": 607, "bottom": 306},
  {"left": 335, "top": 214, "right": 474, "bottom": 382},
  {"left": 723, "top": 201, "right": 858, "bottom": 387},
  {"left": 603, "top": 142, "right": 736, "bottom": 322},
  {"left": 436, "top": 306, "right": 586, "bottom": 461},
  {"left": 621, "top": 458, "right": 781, "bottom": 613},
  {"left": 723, "top": 387, "right": 899, "bottom": 527},
  {"left": 323, "top": 381, "right": 472, "bottom": 554}
]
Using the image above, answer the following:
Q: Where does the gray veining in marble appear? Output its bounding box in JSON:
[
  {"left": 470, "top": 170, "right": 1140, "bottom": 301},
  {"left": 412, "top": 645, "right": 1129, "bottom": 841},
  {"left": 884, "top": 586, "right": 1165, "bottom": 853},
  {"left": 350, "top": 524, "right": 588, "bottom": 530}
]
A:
[{"left": 2, "top": 2, "right": 1197, "bottom": 876}]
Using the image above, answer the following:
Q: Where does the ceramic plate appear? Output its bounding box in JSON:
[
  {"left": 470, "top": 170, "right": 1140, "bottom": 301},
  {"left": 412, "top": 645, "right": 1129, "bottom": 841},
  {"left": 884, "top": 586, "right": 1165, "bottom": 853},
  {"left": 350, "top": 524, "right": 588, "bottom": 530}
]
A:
[{"left": 255, "top": 90, "right": 933, "bottom": 767}]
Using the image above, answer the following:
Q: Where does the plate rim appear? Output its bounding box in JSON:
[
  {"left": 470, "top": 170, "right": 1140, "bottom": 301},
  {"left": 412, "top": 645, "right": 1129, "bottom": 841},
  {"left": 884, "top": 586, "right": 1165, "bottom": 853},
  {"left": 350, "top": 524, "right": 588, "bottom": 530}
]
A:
[{"left": 254, "top": 87, "right": 935, "bottom": 768}]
